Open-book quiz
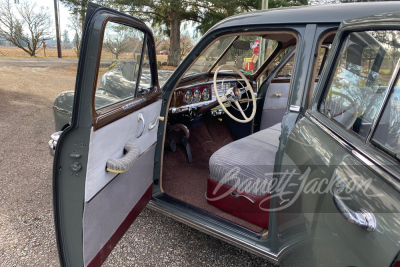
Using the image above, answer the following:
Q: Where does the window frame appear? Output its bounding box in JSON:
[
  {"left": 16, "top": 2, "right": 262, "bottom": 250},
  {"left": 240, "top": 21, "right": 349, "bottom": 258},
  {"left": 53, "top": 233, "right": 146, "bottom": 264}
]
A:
[
  {"left": 317, "top": 29, "right": 400, "bottom": 142},
  {"left": 94, "top": 21, "right": 149, "bottom": 112},
  {"left": 91, "top": 17, "right": 160, "bottom": 131},
  {"left": 369, "top": 59, "right": 400, "bottom": 160},
  {"left": 306, "top": 23, "right": 400, "bottom": 193}
]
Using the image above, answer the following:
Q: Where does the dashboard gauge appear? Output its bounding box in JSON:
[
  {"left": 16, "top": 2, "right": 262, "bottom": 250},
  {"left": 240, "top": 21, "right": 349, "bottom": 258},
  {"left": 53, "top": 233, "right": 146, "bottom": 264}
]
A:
[
  {"left": 184, "top": 90, "right": 193, "bottom": 104},
  {"left": 202, "top": 88, "right": 210, "bottom": 100},
  {"left": 193, "top": 89, "right": 201, "bottom": 102}
]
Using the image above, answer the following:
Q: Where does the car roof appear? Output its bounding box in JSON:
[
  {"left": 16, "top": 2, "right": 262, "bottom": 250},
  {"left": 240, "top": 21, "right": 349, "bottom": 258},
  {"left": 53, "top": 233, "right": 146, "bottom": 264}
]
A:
[
  {"left": 342, "top": 10, "right": 400, "bottom": 27},
  {"left": 210, "top": 2, "right": 400, "bottom": 31}
]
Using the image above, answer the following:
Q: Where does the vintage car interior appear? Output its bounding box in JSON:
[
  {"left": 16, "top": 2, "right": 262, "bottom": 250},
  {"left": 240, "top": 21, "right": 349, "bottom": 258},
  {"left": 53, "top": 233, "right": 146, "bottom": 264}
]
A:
[
  {"left": 51, "top": 3, "right": 400, "bottom": 266},
  {"left": 157, "top": 31, "right": 334, "bottom": 232}
]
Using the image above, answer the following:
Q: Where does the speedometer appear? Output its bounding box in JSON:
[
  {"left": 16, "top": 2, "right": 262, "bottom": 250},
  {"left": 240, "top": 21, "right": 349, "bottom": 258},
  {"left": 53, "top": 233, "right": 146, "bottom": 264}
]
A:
[
  {"left": 184, "top": 90, "right": 193, "bottom": 104},
  {"left": 193, "top": 89, "right": 201, "bottom": 102},
  {"left": 202, "top": 88, "right": 210, "bottom": 100}
]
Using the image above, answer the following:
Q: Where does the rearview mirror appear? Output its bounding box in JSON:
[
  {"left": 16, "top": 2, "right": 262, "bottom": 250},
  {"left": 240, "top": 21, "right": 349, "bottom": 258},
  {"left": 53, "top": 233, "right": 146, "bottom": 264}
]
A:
[{"left": 232, "top": 40, "right": 250, "bottom": 50}]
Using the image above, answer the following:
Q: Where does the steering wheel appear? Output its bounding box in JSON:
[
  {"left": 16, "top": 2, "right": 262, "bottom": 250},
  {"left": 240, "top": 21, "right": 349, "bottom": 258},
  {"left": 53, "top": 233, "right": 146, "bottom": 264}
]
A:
[
  {"left": 325, "top": 91, "right": 361, "bottom": 130},
  {"left": 213, "top": 65, "right": 257, "bottom": 123}
]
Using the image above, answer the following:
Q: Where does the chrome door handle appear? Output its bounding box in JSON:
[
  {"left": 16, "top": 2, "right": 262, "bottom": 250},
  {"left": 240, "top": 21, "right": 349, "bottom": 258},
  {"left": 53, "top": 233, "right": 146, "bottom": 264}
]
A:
[
  {"left": 148, "top": 116, "right": 164, "bottom": 130},
  {"left": 137, "top": 113, "right": 145, "bottom": 138},
  {"left": 333, "top": 189, "right": 376, "bottom": 232}
]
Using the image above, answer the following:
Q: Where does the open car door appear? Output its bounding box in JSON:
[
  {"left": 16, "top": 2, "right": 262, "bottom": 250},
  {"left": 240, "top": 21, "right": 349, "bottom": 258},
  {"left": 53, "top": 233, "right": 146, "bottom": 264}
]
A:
[{"left": 52, "top": 3, "right": 162, "bottom": 266}]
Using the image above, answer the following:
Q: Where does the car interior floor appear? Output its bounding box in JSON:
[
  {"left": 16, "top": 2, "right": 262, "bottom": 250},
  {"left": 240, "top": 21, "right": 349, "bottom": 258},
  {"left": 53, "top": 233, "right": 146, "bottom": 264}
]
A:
[{"left": 162, "top": 115, "right": 264, "bottom": 233}]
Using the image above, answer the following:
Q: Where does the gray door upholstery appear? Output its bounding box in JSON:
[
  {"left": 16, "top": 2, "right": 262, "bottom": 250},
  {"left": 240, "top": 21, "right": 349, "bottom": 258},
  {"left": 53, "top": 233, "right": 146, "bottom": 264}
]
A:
[{"left": 260, "top": 82, "right": 289, "bottom": 130}]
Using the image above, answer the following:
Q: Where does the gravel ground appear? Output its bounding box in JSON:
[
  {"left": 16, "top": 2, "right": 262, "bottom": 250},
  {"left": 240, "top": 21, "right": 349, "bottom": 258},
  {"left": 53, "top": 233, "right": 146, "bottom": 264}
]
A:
[{"left": 0, "top": 62, "right": 275, "bottom": 266}]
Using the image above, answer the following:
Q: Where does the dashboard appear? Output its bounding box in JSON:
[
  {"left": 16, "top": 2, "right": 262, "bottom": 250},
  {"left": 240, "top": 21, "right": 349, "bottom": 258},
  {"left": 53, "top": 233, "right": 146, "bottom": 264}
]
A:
[{"left": 169, "top": 80, "right": 242, "bottom": 114}]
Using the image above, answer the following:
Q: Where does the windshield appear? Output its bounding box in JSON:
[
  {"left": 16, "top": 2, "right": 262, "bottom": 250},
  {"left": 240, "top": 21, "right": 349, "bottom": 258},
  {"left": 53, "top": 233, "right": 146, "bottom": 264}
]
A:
[{"left": 184, "top": 35, "right": 279, "bottom": 77}]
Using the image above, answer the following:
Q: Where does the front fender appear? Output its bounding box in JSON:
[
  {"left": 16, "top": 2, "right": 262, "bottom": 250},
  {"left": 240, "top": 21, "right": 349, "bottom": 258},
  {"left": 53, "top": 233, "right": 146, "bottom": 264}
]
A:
[{"left": 53, "top": 91, "right": 74, "bottom": 131}]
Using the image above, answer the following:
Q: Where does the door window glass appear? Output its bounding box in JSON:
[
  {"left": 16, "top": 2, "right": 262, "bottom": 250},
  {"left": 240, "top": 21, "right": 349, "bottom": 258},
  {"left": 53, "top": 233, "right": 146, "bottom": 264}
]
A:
[
  {"left": 95, "top": 22, "right": 148, "bottom": 111},
  {"left": 372, "top": 77, "right": 400, "bottom": 158},
  {"left": 320, "top": 30, "right": 400, "bottom": 138},
  {"left": 277, "top": 54, "right": 295, "bottom": 78},
  {"left": 137, "top": 43, "right": 153, "bottom": 96}
]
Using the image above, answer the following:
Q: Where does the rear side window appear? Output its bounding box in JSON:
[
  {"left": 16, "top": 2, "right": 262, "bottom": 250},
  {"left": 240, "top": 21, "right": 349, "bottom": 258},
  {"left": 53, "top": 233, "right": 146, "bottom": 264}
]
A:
[
  {"left": 320, "top": 30, "right": 400, "bottom": 139},
  {"left": 371, "top": 77, "right": 400, "bottom": 159}
]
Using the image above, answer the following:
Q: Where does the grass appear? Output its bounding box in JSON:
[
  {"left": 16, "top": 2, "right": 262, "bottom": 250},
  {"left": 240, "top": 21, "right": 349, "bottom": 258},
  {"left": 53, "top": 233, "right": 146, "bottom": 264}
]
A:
[
  {"left": 0, "top": 46, "right": 172, "bottom": 61},
  {"left": 0, "top": 46, "right": 178, "bottom": 71},
  {"left": 0, "top": 46, "right": 78, "bottom": 58}
]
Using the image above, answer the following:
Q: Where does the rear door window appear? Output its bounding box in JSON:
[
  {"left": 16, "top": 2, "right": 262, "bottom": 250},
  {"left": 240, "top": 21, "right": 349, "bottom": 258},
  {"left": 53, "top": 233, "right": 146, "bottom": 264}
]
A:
[
  {"left": 371, "top": 77, "right": 400, "bottom": 159},
  {"left": 320, "top": 30, "right": 400, "bottom": 138}
]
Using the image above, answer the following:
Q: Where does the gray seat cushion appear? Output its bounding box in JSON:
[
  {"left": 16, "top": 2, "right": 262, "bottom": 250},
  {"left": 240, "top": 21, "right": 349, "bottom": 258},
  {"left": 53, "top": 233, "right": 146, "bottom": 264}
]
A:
[{"left": 209, "top": 123, "right": 281, "bottom": 196}]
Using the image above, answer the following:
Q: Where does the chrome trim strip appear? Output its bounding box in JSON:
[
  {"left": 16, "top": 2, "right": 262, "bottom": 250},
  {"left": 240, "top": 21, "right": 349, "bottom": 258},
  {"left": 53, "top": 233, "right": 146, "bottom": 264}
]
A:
[
  {"left": 306, "top": 111, "right": 400, "bottom": 192},
  {"left": 169, "top": 94, "right": 259, "bottom": 114},
  {"left": 147, "top": 200, "right": 279, "bottom": 264},
  {"left": 53, "top": 106, "right": 72, "bottom": 115},
  {"left": 351, "top": 149, "right": 400, "bottom": 192},
  {"left": 122, "top": 98, "right": 146, "bottom": 111},
  {"left": 289, "top": 105, "right": 300, "bottom": 112},
  {"left": 366, "top": 57, "right": 400, "bottom": 142}
]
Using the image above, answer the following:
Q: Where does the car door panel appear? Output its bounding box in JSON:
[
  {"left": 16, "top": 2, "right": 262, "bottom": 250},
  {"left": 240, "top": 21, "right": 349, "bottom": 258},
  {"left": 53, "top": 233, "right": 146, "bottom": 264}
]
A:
[
  {"left": 85, "top": 100, "right": 162, "bottom": 201},
  {"left": 279, "top": 115, "right": 400, "bottom": 266},
  {"left": 53, "top": 3, "right": 161, "bottom": 266},
  {"left": 83, "top": 143, "right": 156, "bottom": 266},
  {"left": 260, "top": 82, "right": 290, "bottom": 130}
]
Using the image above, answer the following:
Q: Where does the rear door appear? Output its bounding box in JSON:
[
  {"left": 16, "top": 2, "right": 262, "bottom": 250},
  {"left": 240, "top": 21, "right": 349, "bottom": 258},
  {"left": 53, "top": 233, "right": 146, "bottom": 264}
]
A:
[
  {"left": 274, "top": 13, "right": 400, "bottom": 266},
  {"left": 52, "top": 3, "right": 162, "bottom": 266}
]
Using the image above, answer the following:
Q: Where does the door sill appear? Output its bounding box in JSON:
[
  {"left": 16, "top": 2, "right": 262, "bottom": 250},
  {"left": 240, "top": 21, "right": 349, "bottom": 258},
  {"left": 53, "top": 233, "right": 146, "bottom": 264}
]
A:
[{"left": 148, "top": 194, "right": 279, "bottom": 264}]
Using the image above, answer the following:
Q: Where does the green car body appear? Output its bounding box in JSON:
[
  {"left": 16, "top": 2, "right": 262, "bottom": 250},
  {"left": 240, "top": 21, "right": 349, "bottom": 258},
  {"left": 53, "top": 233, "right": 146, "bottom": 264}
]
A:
[{"left": 51, "top": 2, "right": 400, "bottom": 266}]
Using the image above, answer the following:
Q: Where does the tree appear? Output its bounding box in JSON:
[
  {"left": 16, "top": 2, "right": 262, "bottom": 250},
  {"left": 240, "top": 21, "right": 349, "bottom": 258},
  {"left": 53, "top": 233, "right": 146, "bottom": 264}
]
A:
[
  {"left": 115, "top": 0, "right": 199, "bottom": 66},
  {"left": 0, "top": 0, "right": 52, "bottom": 57},
  {"left": 60, "top": 0, "right": 89, "bottom": 35},
  {"left": 269, "top": 0, "right": 307, "bottom": 8},
  {"left": 103, "top": 34, "right": 131, "bottom": 59},
  {"left": 62, "top": 29, "right": 71, "bottom": 48},
  {"left": 61, "top": 0, "right": 116, "bottom": 37},
  {"left": 115, "top": 0, "right": 260, "bottom": 66},
  {"left": 103, "top": 23, "right": 141, "bottom": 59},
  {"left": 196, "top": 0, "right": 261, "bottom": 34},
  {"left": 154, "top": 32, "right": 168, "bottom": 51},
  {"left": 68, "top": 14, "right": 82, "bottom": 56},
  {"left": 180, "top": 33, "right": 194, "bottom": 57}
]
